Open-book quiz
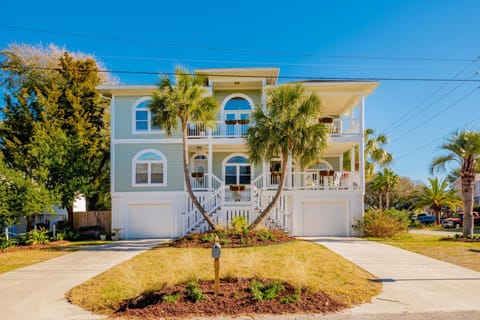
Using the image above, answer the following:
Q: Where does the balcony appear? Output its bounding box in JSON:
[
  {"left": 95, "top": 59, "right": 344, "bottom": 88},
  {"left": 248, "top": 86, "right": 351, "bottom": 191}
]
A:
[{"left": 187, "top": 118, "right": 360, "bottom": 138}]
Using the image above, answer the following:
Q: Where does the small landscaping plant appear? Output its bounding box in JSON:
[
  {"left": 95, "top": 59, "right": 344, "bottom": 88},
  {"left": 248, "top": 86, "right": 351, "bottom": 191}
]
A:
[
  {"left": 184, "top": 282, "right": 204, "bottom": 303},
  {"left": 162, "top": 293, "right": 179, "bottom": 303},
  {"left": 249, "top": 278, "right": 285, "bottom": 301}
]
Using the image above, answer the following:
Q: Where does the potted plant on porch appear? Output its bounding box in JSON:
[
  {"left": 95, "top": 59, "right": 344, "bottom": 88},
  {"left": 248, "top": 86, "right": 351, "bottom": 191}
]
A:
[
  {"left": 237, "top": 119, "right": 250, "bottom": 125},
  {"left": 229, "top": 184, "right": 246, "bottom": 192}
]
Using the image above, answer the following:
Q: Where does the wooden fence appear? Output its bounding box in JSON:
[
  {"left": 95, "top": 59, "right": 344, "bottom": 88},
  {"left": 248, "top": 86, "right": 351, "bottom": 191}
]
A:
[{"left": 73, "top": 211, "right": 111, "bottom": 234}]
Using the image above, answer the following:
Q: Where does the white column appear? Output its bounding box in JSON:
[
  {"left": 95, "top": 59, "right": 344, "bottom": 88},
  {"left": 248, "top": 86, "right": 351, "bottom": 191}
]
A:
[
  {"left": 261, "top": 80, "right": 267, "bottom": 112},
  {"left": 208, "top": 143, "right": 213, "bottom": 189},
  {"left": 262, "top": 161, "right": 268, "bottom": 188},
  {"left": 287, "top": 153, "right": 293, "bottom": 189},
  {"left": 358, "top": 95, "right": 365, "bottom": 188}
]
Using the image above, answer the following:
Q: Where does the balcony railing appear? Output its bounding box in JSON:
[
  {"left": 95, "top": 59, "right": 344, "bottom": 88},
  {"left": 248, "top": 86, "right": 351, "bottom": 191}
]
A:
[{"left": 187, "top": 119, "right": 360, "bottom": 138}]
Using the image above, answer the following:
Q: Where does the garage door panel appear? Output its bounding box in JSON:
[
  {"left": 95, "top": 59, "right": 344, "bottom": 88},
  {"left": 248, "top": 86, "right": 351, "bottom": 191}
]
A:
[
  {"left": 302, "top": 201, "right": 347, "bottom": 236},
  {"left": 127, "top": 203, "right": 174, "bottom": 238}
]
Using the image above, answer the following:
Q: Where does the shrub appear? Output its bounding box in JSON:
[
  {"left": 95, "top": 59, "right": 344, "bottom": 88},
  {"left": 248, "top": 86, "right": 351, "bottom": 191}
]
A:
[
  {"left": 0, "top": 236, "right": 15, "bottom": 250},
  {"left": 26, "top": 228, "right": 50, "bottom": 245},
  {"left": 354, "top": 209, "right": 410, "bottom": 238},
  {"left": 231, "top": 216, "right": 248, "bottom": 235},
  {"left": 184, "top": 282, "right": 204, "bottom": 303}
]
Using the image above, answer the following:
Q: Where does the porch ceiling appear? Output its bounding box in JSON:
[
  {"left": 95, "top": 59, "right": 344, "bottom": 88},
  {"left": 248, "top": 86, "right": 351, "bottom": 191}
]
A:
[{"left": 290, "top": 81, "right": 379, "bottom": 115}]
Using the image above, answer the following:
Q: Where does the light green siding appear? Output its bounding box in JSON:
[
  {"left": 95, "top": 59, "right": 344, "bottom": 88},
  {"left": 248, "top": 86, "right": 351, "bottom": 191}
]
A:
[
  {"left": 114, "top": 143, "right": 184, "bottom": 192},
  {"left": 113, "top": 95, "right": 180, "bottom": 140}
]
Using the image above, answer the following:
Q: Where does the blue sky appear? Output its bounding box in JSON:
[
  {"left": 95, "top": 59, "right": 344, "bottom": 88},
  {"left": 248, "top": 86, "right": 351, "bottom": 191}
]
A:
[{"left": 1, "top": 0, "right": 479, "bottom": 182}]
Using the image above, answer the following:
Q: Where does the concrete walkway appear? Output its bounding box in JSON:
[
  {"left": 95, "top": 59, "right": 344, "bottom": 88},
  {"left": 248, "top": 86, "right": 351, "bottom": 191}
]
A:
[
  {"left": 0, "top": 239, "right": 167, "bottom": 320},
  {"left": 308, "top": 237, "right": 480, "bottom": 318}
]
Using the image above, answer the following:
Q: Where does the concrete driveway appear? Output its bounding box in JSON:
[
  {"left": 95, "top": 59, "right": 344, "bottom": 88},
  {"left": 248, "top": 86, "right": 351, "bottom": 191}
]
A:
[
  {"left": 0, "top": 239, "right": 167, "bottom": 320},
  {"left": 309, "top": 237, "right": 480, "bottom": 319}
]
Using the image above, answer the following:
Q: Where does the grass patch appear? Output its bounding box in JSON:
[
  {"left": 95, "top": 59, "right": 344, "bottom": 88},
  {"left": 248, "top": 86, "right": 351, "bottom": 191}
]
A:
[
  {"left": 67, "top": 240, "right": 380, "bottom": 315},
  {"left": 371, "top": 233, "right": 480, "bottom": 271},
  {"left": 0, "top": 241, "right": 111, "bottom": 274}
]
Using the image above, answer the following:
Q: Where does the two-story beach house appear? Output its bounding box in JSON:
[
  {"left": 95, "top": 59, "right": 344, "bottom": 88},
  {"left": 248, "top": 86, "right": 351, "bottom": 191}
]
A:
[{"left": 98, "top": 67, "right": 378, "bottom": 239}]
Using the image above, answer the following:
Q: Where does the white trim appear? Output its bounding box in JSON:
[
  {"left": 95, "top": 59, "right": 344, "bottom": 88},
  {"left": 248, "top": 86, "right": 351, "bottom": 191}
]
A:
[
  {"left": 111, "top": 96, "right": 116, "bottom": 193},
  {"left": 131, "top": 96, "right": 165, "bottom": 135},
  {"left": 131, "top": 149, "right": 168, "bottom": 187},
  {"left": 113, "top": 138, "right": 183, "bottom": 144}
]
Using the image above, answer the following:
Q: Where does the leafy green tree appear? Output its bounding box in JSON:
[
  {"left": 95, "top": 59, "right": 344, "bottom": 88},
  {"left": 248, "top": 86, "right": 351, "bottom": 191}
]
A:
[
  {"left": 0, "top": 43, "right": 112, "bottom": 225},
  {"left": 245, "top": 83, "right": 328, "bottom": 230},
  {"left": 414, "top": 177, "right": 462, "bottom": 224},
  {"left": 149, "top": 67, "right": 219, "bottom": 229},
  {"left": 432, "top": 130, "right": 480, "bottom": 236},
  {"left": 0, "top": 154, "right": 57, "bottom": 229}
]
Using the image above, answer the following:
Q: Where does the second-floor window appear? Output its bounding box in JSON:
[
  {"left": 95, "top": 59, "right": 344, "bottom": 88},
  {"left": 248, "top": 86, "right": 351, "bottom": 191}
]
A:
[{"left": 133, "top": 98, "right": 161, "bottom": 133}]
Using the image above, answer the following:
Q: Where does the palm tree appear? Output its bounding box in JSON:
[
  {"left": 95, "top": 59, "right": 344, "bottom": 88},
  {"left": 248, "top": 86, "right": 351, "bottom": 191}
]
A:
[
  {"left": 414, "top": 177, "right": 462, "bottom": 225},
  {"left": 365, "top": 129, "right": 393, "bottom": 179},
  {"left": 245, "top": 83, "right": 328, "bottom": 230},
  {"left": 149, "top": 67, "right": 219, "bottom": 229},
  {"left": 431, "top": 130, "right": 480, "bottom": 236},
  {"left": 372, "top": 168, "right": 399, "bottom": 209}
]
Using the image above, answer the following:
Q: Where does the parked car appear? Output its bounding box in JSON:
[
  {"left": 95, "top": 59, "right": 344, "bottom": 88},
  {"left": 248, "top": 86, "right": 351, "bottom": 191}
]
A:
[
  {"left": 442, "top": 211, "right": 480, "bottom": 228},
  {"left": 417, "top": 213, "right": 435, "bottom": 225}
]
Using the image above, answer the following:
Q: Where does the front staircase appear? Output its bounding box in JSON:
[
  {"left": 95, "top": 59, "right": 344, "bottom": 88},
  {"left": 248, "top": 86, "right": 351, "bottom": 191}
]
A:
[{"left": 182, "top": 173, "right": 290, "bottom": 235}]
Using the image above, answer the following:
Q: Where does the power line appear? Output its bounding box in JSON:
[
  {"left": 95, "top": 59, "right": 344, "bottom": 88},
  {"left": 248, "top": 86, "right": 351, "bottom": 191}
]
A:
[
  {"left": 390, "top": 86, "right": 479, "bottom": 144},
  {"left": 396, "top": 114, "right": 480, "bottom": 160},
  {"left": 100, "top": 55, "right": 461, "bottom": 70},
  {"left": 0, "top": 24, "right": 476, "bottom": 63},
  {"left": 3, "top": 65, "right": 480, "bottom": 82},
  {"left": 379, "top": 58, "right": 480, "bottom": 134}
]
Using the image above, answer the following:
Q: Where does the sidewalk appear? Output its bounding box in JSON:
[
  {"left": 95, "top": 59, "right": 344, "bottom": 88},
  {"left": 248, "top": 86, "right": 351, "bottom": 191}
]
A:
[
  {"left": 309, "top": 237, "right": 480, "bottom": 315},
  {"left": 0, "top": 239, "right": 167, "bottom": 320}
]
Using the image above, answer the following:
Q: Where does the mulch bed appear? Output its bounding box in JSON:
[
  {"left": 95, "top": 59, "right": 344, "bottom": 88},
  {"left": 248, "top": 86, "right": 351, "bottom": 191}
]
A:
[
  {"left": 0, "top": 241, "right": 71, "bottom": 253},
  {"left": 171, "top": 229, "right": 296, "bottom": 248},
  {"left": 115, "top": 277, "right": 346, "bottom": 319}
]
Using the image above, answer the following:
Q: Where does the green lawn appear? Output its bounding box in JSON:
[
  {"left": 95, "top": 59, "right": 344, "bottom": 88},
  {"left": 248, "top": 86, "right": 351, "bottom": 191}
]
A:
[
  {"left": 373, "top": 233, "right": 480, "bottom": 271},
  {"left": 67, "top": 240, "right": 381, "bottom": 315},
  {"left": 0, "top": 241, "right": 111, "bottom": 274}
]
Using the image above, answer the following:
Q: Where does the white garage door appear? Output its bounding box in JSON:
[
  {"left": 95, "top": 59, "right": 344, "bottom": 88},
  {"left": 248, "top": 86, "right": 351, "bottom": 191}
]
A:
[
  {"left": 127, "top": 203, "right": 174, "bottom": 238},
  {"left": 302, "top": 201, "right": 348, "bottom": 236}
]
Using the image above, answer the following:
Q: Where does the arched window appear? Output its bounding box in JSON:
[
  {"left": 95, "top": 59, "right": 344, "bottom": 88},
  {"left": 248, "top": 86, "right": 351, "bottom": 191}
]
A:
[
  {"left": 222, "top": 94, "right": 253, "bottom": 122},
  {"left": 224, "top": 155, "right": 251, "bottom": 185},
  {"left": 133, "top": 98, "right": 161, "bottom": 133},
  {"left": 132, "top": 150, "right": 167, "bottom": 186}
]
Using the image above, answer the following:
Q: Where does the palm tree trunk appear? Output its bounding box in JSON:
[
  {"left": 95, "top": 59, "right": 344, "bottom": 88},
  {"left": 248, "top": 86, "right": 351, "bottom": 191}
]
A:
[
  {"left": 462, "top": 175, "right": 475, "bottom": 237},
  {"left": 181, "top": 122, "right": 215, "bottom": 230},
  {"left": 378, "top": 193, "right": 383, "bottom": 211},
  {"left": 434, "top": 208, "right": 441, "bottom": 225},
  {"left": 385, "top": 188, "right": 390, "bottom": 209},
  {"left": 248, "top": 153, "right": 289, "bottom": 230}
]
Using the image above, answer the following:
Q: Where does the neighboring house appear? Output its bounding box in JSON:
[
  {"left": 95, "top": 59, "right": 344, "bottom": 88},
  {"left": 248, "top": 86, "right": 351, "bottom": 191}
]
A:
[
  {"left": 98, "top": 67, "right": 378, "bottom": 239},
  {"left": 453, "top": 174, "right": 480, "bottom": 207}
]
